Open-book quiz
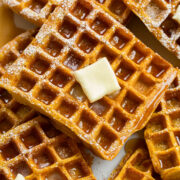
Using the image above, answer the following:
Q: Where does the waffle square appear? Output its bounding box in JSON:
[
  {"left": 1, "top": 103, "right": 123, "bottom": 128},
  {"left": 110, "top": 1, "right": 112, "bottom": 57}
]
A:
[
  {"left": 2, "top": 0, "right": 131, "bottom": 26},
  {"left": 122, "top": 0, "right": 180, "bottom": 59},
  {"left": 110, "top": 148, "right": 155, "bottom": 180},
  {"left": 145, "top": 70, "right": 180, "bottom": 180},
  {"left": 0, "top": 116, "right": 95, "bottom": 179},
  {"left": 0, "top": 0, "right": 177, "bottom": 160}
]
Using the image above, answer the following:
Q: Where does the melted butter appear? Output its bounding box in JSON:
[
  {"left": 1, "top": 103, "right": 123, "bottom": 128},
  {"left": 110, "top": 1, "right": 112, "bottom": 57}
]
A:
[{"left": 0, "top": 2, "right": 24, "bottom": 47}]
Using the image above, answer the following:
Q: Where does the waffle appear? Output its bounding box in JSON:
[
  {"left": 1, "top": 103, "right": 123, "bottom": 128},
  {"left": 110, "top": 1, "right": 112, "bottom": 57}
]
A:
[
  {"left": 110, "top": 148, "right": 155, "bottom": 180},
  {"left": 122, "top": 0, "right": 180, "bottom": 59},
  {"left": 0, "top": 32, "right": 95, "bottom": 179},
  {"left": 0, "top": 30, "right": 38, "bottom": 136},
  {"left": 2, "top": 0, "right": 131, "bottom": 27},
  {"left": 0, "top": 115, "right": 95, "bottom": 179},
  {"left": 145, "top": 70, "right": 180, "bottom": 180},
  {"left": 0, "top": 0, "right": 177, "bottom": 160}
]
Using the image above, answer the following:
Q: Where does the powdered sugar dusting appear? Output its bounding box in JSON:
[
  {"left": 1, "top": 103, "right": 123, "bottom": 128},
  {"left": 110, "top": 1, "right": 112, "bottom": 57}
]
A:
[
  {"left": 21, "top": 8, "right": 39, "bottom": 21},
  {"left": 3, "top": 0, "right": 19, "bottom": 7}
]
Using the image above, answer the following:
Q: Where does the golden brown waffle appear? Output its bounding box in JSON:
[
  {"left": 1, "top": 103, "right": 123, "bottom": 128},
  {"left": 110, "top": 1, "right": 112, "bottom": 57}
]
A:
[
  {"left": 145, "top": 70, "right": 180, "bottom": 180},
  {"left": 122, "top": 0, "right": 180, "bottom": 59},
  {"left": 2, "top": 0, "right": 131, "bottom": 26},
  {"left": 0, "top": 116, "right": 95, "bottom": 179},
  {"left": 0, "top": 30, "right": 38, "bottom": 136},
  {"left": 0, "top": 0, "right": 177, "bottom": 160},
  {"left": 110, "top": 148, "right": 155, "bottom": 180},
  {"left": 0, "top": 32, "right": 95, "bottom": 179},
  {"left": 0, "top": 30, "right": 37, "bottom": 77}
]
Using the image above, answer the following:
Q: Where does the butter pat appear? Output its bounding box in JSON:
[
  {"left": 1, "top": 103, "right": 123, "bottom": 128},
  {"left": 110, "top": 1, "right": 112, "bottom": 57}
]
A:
[
  {"left": 74, "top": 57, "right": 120, "bottom": 103},
  {"left": 15, "top": 174, "right": 25, "bottom": 180},
  {"left": 173, "top": 5, "right": 180, "bottom": 24}
]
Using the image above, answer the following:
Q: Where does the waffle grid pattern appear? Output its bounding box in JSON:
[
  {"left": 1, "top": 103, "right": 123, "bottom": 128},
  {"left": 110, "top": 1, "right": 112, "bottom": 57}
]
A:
[
  {"left": 0, "top": 116, "right": 95, "bottom": 180},
  {"left": 122, "top": 0, "right": 180, "bottom": 59},
  {"left": 145, "top": 70, "right": 180, "bottom": 180},
  {"left": 94, "top": 0, "right": 131, "bottom": 24},
  {"left": 0, "top": 30, "right": 38, "bottom": 137},
  {"left": 0, "top": 30, "right": 37, "bottom": 78},
  {"left": 3, "top": 0, "right": 130, "bottom": 26},
  {"left": 0, "top": 0, "right": 176, "bottom": 160},
  {"left": 113, "top": 148, "right": 155, "bottom": 180}
]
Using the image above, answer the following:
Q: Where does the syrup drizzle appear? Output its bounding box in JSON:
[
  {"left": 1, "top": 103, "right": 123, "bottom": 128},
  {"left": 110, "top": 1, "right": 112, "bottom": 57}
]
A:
[{"left": 0, "top": 3, "right": 24, "bottom": 47}]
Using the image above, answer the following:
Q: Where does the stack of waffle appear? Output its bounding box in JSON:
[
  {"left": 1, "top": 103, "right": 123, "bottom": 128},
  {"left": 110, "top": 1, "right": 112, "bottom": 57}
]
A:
[{"left": 1, "top": 0, "right": 180, "bottom": 179}]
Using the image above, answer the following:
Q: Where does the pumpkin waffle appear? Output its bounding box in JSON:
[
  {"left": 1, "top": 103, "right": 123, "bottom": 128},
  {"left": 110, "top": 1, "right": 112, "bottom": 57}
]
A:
[
  {"left": 2, "top": 0, "right": 131, "bottom": 27},
  {"left": 110, "top": 148, "right": 155, "bottom": 180},
  {"left": 0, "top": 30, "right": 38, "bottom": 136},
  {"left": 0, "top": 32, "right": 95, "bottom": 179},
  {"left": 145, "top": 70, "right": 180, "bottom": 180},
  {"left": 0, "top": 116, "right": 95, "bottom": 179},
  {"left": 122, "top": 0, "right": 180, "bottom": 59},
  {"left": 0, "top": 0, "right": 177, "bottom": 160}
]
